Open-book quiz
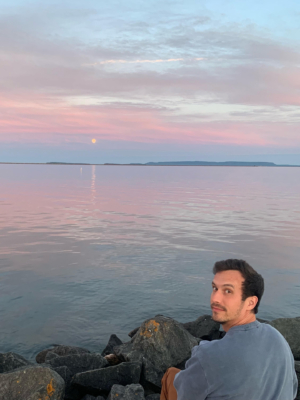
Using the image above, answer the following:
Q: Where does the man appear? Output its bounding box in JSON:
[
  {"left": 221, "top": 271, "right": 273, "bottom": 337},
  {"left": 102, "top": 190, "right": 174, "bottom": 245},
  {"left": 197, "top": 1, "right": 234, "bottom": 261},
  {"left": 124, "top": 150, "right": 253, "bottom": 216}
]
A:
[{"left": 161, "top": 259, "right": 298, "bottom": 400}]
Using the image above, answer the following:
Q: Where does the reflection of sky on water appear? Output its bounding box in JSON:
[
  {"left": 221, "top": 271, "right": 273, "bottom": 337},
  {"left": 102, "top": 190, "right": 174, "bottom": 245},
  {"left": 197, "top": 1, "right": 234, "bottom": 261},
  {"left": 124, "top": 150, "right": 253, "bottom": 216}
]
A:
[{"left": 0, "top": 165, "right": 299, "bottom": 359}]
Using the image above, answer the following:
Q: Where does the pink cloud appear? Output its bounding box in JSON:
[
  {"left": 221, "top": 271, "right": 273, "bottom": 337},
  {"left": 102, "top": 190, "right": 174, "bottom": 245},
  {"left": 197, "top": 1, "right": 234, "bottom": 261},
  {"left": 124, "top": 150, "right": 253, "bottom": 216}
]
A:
[{"left": 0, "top": 94, "right": 299, "bottom": 148}]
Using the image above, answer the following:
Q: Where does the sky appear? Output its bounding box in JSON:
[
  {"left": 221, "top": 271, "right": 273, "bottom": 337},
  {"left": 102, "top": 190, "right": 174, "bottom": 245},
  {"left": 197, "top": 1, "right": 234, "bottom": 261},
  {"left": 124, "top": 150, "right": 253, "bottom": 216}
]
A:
[{"left": 1, "top": 0, "right": 300, "bottom": 164}]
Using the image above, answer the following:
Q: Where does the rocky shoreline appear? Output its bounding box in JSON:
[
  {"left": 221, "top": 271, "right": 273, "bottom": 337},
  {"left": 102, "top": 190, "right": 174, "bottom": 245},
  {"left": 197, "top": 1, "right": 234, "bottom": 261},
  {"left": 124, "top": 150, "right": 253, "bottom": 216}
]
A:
[{"left": 1, "top": 314, "right": 299, "bottom": 400}]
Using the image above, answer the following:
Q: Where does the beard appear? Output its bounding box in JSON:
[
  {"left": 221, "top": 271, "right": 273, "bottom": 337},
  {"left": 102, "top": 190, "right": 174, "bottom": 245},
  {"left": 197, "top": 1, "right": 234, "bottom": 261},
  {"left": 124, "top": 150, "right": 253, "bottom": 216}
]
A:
[
  {"left": 211, "top": 300, "right": 245, "bottom": 325},
  {"left": 211, "top": 313, "right": 228, "bottom": 324}
]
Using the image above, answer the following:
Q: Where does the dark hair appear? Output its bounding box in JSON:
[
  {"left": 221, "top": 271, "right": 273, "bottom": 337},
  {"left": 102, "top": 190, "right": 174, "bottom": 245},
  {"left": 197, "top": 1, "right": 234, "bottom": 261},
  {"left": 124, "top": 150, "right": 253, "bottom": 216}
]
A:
[{"left": 213, "top": 259, "right": 264, "bottom": 314}]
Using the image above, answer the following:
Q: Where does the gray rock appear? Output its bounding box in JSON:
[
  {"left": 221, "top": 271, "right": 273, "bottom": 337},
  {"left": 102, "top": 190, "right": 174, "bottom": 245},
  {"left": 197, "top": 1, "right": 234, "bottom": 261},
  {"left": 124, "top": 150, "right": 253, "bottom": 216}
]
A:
[
  {"left": 140, "top": 357, "right": 163, "bottom": 391},
  {"left": 182, "top": 314, "right": 220, "bottom": 340},
  {"left": 36, "top": 345, "right": 90, "bottom": 363},
  {"left": 123, "top": 383, "right": 145, "bottom": 400},
  {"left": 45, "top": 352, "right": 60, "bottom": 362},
  {"left": 0, "top": 365, "right": 65, "bottom": 400},
  {"left": 145, "top": 395, "right": 160, "bottom": 400},
  {"left": 108, "top": 384, "right": 145, "bottom": 400},
  {"left": 270, "top": 317, "right": 300, "bottom": 360},
  {"left": 72, "top": 361, "right": 142, "bottom": 395},
  {"left": 0, "top": 352, "right": 33, "bottom": 373},
  {"left": 107, "top": 384, "right": 125, "bottom": 399},
  {"left": 82, "top": 395, "right": 105, "bottom": 400},
  {"left": 101, "top": 334, "right": 123, "bottom": 356},
  {"left": 47, "top": 353, "right": 109, "bottom": 377},
  {"left": 52, "top": 365, "right": 72, "bottom": 382},
  {"left": 51, "top": 365, "right": 81, "bottom": 400},
  {"left": 114, "top": 315, "right": 198, "bottom": 372},
  {"left": 128, "top": 327, "right": 140, "bottom": 338}
]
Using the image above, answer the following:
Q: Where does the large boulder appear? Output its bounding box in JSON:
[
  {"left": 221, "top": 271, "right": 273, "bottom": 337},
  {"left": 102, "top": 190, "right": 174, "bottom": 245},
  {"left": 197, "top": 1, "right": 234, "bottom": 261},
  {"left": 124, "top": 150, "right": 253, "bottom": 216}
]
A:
[
  {"left": 122, "top": 383, "right": 145, "bottom": 400},
  {"left": 45, "top": 352, "right": 60, "bottom": 362},
  {"left": 52, "top": 365, "right": 72, "bottom": 384},
  {"left": 101, "top": 335, "right": 123, "bottom": 356},
  {"left": 128, "top": 327, "right": 140, "bottom": 338},
  {"left": 72, "top": 361, "right": 142, "bottom": 396},
  {"left": 270, "top": 317, "right": 300, "bottom": 360},
  {"left": 51, "top": 365, "right": 81, "bottom": 400},
  {"left": 36, "top": 345, "right": 90, "bottom": 364},
  {"left": 145, "top": 395, "right": 160, "bottom": 400},
  {"left": 107, "top": 384, "right": 125, "bottom": 399},
  {"left": 114, "top": 315, "right": 198, "bottom": 372},
  {"left": 0, "top": 365, "right": 65, "bottom": 400},
  {"left": 46, "top": 353, "right": 109, "bottom": 377},
  {"left": 46, "top": 354, "right": 108, "bottom": 400},
  {"left": 107, "top": 383, "right": 145, "bottom": 400},
  {"left": 181, "top": 314, "right": 220, "bottom": 340},
  {"left": 140, "top": 357, "right": 163, "bottom": 393},
  {"left": 0, "top": 352, "right": 33, "bottom": 373}
]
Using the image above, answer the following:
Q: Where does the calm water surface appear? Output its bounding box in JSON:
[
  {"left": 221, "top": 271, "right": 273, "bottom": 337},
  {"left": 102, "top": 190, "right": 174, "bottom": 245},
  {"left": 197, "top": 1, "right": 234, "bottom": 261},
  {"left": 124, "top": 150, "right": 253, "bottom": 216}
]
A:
[{"left": 0, "top": 165, "right": 299, "bottom": 360}]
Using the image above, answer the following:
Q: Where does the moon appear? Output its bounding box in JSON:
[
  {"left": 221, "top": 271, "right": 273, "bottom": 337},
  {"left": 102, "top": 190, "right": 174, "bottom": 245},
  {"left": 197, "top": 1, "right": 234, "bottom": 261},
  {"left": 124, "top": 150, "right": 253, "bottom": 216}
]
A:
[{"left": 91, "top": 138, "right": 96, "bottom": 144}]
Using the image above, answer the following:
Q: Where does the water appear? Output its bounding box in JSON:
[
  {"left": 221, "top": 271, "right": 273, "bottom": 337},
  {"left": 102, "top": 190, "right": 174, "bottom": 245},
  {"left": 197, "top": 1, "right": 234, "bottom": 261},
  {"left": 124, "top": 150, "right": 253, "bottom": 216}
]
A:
[{"left": 0, "top": 164, "right": 299, "bottom": 360}]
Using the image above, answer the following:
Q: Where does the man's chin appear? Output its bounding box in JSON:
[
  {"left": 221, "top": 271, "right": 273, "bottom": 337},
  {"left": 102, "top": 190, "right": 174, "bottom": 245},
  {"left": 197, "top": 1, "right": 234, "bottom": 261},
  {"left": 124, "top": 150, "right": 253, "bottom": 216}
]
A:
[{"left": 211, "top": 313, "right": 227, "bottom": 324}]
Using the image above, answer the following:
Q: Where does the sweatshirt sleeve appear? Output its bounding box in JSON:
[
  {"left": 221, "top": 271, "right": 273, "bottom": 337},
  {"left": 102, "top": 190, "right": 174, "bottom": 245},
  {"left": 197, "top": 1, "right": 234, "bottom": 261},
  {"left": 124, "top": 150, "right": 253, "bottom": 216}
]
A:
[
  {"left": 293, "top": 364, "right": 298, "bottom": 400},
  {"left": 173, "top": 347, "right": 209, "bottom": 400}
]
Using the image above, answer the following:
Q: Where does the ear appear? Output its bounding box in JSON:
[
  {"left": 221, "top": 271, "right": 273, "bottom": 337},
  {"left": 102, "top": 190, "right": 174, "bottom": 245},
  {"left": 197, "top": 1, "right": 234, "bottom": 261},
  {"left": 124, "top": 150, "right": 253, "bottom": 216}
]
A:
[{"left": 247, "top": 296, "right": 258, "bottom": 311}]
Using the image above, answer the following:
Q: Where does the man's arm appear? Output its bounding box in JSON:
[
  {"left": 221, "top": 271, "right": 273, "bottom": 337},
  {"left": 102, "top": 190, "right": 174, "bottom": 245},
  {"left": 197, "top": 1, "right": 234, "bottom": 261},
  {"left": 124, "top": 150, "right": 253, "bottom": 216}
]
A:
[
  {"left": 173, "top": 348, "right": 209, "bottom": 400},
  {"left": 293, "top": 362, "right": 299, "bottom": 400}
]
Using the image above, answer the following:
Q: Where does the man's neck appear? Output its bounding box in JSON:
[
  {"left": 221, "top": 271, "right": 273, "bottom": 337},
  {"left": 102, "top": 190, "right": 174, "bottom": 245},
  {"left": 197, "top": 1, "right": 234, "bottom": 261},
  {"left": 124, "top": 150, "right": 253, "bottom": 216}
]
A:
[{"left": 222, "top": 314, "right": 256, "bottom": 332}]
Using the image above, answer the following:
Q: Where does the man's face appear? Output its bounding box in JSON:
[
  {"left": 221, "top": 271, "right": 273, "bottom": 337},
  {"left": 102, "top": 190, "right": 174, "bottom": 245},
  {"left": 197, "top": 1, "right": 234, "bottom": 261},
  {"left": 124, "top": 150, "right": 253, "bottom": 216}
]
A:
[{"left": 210, "top": 270, "right": 250, "bottom": 327}]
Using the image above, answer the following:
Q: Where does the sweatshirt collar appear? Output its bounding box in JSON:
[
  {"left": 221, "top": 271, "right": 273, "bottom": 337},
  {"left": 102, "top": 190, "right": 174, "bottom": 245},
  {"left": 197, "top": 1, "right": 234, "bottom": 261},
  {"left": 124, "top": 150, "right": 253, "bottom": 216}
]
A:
[{"left": 227, "top": 320, "right": 261, "bottom": 332}]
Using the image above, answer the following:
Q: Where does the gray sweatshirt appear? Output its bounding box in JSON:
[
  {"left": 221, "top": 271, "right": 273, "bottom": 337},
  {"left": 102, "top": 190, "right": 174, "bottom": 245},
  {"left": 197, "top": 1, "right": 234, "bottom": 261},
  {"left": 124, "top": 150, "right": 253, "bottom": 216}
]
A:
[{"left": 174, "top": 320, "right": 298, "bottom": 400}]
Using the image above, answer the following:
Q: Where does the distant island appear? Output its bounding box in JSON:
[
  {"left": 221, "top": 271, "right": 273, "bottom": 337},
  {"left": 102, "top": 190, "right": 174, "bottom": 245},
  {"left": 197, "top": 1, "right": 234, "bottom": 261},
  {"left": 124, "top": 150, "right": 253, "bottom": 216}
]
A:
[
  {"left": 0, "top": 161, "right": 299, "bottom": 167},
  {"left": 104, "top": 161, "right": 300, "bottom": 167},
  {"left": 47, "top": 162, "right": 90, "bottom": 165}
]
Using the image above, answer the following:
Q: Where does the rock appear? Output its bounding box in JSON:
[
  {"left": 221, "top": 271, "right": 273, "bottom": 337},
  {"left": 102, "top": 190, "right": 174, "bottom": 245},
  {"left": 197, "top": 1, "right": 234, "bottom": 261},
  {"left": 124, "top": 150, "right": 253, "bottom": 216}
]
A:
[
  {"left": 270, "top": 317, "right": 300, "bottom": 360},
  {"left": 82, "top": 395, "right": 106, "bottom": 400},
  {"left": 182, "top": 314, "right": 220, "bottom": 340},
  {"left": 101, "top": 334, "right": 123, "bottom": 356},
  {"left": 0, "top": 365, "right": 65, "bottom": 400},
  {"left": 107, "top": 384, "right": 125, "bottom": 399},
  {"left": 0, "top": 352, "right": 33, "bottom": 373},
  {"left": 36, "top": 345, "right": 90, "bottom": 364},
  {"left": 145, "top": 394, "right": 160, "bottom": 400},
  {"left": 140, "top": 357, "right": 163, "bottom": 393},
  {"left": 72, "top": 361, "right": 142, "bottom": 396},
  {"left": 47, "top": 353, "right": 109, "bottom": 377},
  {"left": 46, "top": 354, "right": 108, "bottom": 400},
  {"left": 52, "top": 365, "right": 72, "bottom": 382},
  {"left": 45, "top": 352, "right": 60, "bottom": 362},
  {"left": 107, "top": 383, "right": 145, "bottom": 400},
  {"left": 128, "top": 327, "right": 140, "bottom": 338},
  {"left": 123, "top": 383, "right": 145, "bottom": 399},
  {"left": 51, "top": 365, "right": 81, "bottom": 400},
  {"left": 114, "top": 315, "right": 198, "bottom": 372}
]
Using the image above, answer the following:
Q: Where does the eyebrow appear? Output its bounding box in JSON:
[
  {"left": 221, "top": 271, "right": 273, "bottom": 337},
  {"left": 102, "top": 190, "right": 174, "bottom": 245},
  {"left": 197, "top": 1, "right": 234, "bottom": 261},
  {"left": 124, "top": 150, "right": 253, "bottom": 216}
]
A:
[{"left": 212, "top": 281, "right": 235, "bottom": 288}]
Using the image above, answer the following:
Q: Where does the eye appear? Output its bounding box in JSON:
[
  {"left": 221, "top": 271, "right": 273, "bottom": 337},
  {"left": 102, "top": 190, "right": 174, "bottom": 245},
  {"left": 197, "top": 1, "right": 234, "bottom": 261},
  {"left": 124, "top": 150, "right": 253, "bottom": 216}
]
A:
[
  {"left": 225, "top": 289, "right": 232, "bottom": 294},
  {"left": 212, "top": 286, "right": 217, "bottom": 291}
]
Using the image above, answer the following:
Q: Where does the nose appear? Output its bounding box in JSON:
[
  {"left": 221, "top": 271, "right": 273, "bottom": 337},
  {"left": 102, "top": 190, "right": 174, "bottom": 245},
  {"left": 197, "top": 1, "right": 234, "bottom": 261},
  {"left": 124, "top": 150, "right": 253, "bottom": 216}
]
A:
[{"left": 211, "top": 288, "right": 223, "bottom": 305}]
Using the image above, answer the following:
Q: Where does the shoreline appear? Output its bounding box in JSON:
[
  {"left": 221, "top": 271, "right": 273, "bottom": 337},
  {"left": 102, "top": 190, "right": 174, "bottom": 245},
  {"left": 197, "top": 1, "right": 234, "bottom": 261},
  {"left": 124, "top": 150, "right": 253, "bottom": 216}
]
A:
[
  {"left": 1, "top": 314, "right": 299, "bottom": 399},
  {"left": 0, "top": 162, "right": 300, "bottom": 167}
]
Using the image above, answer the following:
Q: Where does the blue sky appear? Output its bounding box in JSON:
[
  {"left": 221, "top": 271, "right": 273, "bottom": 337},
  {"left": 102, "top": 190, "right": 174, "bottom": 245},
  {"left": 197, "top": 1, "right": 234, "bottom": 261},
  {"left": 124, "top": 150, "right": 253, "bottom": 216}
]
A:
[{"left": 0, "top": 0, "right": 300, "bottom": 163}]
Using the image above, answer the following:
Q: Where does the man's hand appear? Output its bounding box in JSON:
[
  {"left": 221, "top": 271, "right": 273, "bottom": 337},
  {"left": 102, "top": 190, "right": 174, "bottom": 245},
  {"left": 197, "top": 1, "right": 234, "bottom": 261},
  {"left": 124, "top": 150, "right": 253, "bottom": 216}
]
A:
[{"left": 104, "top": 353, "right": 120, "bottom": 365}]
